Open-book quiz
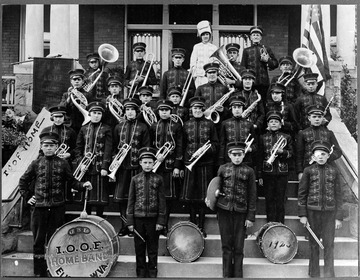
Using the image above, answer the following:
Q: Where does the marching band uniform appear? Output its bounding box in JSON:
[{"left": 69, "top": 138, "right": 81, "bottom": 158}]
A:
[
  {"left": 181, "top": 96, "right": 219, "bottom": 237},
  {"left": 150, "top": 100, "right": 183, "bottom": 232},
  {"left": 190, "top": 20, "right": 218, "bottom": 88},
  {"left": 167, "top": 86, "right": 189, "bottom": 124},
  {"left": 124, "top": 42, "right": 157, "bottom": 97},
  {"left": 60, "top": 68, "right": 97, "bottom": 133},
  {"left": 296, "top": 105, "right": 342, "bottom": 177},
  {"left": 294, "top": 73, "right": 332, "bottom": 130},
  {"left": 73, "top": 101, "right": 112, "bottom": 217},
  {"left": 219, "top": 96, "right": 257, "bottom": 168},
  {"left": 138, "top": 85, "right": 158, "bottom": 128},
  {"left": 84, "top": 52, "right": 108, "bottom": 100},
  {"left": 258, "top": 111, "right": 293, "bottom": 223},
  {"left": 225, "top": 43, "right": 244, "bottom": 90},
  {"left": 270, "top": 56, "right": 301, "bottom": 104},
  {"left": 113, "top": 98, "right": 151, "bottom": 235},
  {"left": 103, "top": 76, "right": 123, "bottom": 127},
  {"left": 240, "top": 26, "right": 278, "bottom": 104},
  {"left": 160, "top": 48, "right": 196, "bottom": 102}
]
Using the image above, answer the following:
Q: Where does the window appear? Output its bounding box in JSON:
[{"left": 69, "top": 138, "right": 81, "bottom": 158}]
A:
[
  {"left": 219, "top": 5, "right": 254, "bottom": 26},
  {"left": 169, "top": 5, "right": 212, "bottom": 25},
  {"left": 127, "top": 5, "right": 163, "bottom": 24}
]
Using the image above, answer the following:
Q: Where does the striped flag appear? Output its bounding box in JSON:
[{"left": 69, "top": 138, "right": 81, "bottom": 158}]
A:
[{"left": 302, "top": 5, "right": 331, "bottom": 85}]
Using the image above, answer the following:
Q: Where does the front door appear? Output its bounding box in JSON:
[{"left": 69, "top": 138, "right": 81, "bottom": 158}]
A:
[{"left": 172, "top": 32, "right": 198, "bottom": 70}]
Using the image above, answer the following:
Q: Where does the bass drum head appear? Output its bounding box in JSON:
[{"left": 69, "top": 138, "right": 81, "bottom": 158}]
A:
[
  {"left": 166, "top": 221, "right": 204, "bottom": 263},
  {"left": 46, "top": 215, "right": 120, "bottom": 277},
  {"left": 256, "top": 222, "right": 298, "bottom": 264}
]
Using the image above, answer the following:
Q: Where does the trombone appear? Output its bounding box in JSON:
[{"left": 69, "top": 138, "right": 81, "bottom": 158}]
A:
[
  {"left": 152, "top": 142, "right": 174, "bottom": 173},
  {"left": 108, "top": 143, "right": 131, "bottom": 180},
  {"left": 73, "top": 152, "right": 96, "bottom": 181},
  {"left": 128, "top": 53, "right": 155, "bottom": 98},
  {"left": 185, "top": 140, "right": 212, "bottom": 171},
  {"left": 179, "top": 66, "right": 194, "bottom": 107}
]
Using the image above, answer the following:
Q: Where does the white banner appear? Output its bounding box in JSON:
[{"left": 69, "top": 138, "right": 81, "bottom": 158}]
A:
[{"left": 2, "top": 107, "right": 52, "bottom": 200}]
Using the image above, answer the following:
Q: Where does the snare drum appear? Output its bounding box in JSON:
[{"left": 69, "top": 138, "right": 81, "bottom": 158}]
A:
[
  {"left": 256, "top": 222, "right": 298, "bottom": 264},
  {"left": 166, "top": 221, "right": 204, "bottom": 263},
  {"left": 45, "top": 215, "right": 120, "bottom": 277}
]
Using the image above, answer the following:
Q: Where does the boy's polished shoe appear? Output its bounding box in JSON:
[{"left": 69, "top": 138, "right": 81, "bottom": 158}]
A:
[{"left": 118, "top": 226, "right": 130, "bottom": 236}]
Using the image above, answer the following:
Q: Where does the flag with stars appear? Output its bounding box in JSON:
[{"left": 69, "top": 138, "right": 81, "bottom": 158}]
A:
[{"left": 302, "top": 5, "right": 331, "bottom": 85}]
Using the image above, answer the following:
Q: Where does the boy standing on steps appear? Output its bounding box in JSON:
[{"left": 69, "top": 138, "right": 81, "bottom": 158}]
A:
[
  {"left": 127, "top": 147, "right": 166, "bottom": 278},
  {"left": 298, "top": 140, "right": 343, "bottom": 278}
]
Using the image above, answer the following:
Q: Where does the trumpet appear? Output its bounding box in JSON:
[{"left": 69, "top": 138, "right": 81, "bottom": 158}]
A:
[
  {"left": 260, "top": 45, "right": 269, "bottom": 61},
  {"left": 241, "top": 92, "right": 261, "bottom": 119},
  {"left": 73, "top": 152, "right": 96, "bottom": 181},
  {"left": 128, "top": 53, "right": 155, "bottom": 98},
  {"left": 141, "top": 104, "right": 158, "bottom": 126},
  {"left": 244, "top": 134, "right": 254, "bottom": 154},
  {"left": 70, "top": 88, "right": 91, "bottom": 125},
  {"left": 55, "top": 143, "right": 70, "bottom": 158},
  {"left": 107, "top": 94, "right": 124, "bottom": 123},
  {"left": 204, "top": 88, "right": 235, "bottom": 123},
  {"left": 266, "top": 135, "right": 287, "bottom": 165},
  {"left": 152, "top": 142, "right": 174, "bottom": 173},
  {"left": 180, "top": 66, "right": 194, "bottom": 107},
  {"left": 108, "top": 143, "right": 131, "bottom": 180},
  {"left": 309, "top": 145, "right": 334, "bottom": 165},
  {"left": 185, "top": 140, "right": 211, "bottom": 171}
]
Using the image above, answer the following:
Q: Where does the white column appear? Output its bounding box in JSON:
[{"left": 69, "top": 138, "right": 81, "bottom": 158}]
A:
[
  {"left": 25, "top": 5, "right": 44, "bottom": 59},
  {"left": 50, "top": 5, "right": 71, "bottom": 58},
  {"left": 69, "top": 5, "right": 79, "bottom": 59},
  {"left": 337, "top": 5, "right": 356, "bottom": 68}
]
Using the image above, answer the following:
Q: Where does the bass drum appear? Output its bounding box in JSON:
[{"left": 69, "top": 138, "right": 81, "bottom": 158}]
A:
[
  {"left": 256, "top": 222, "right": 298, "bottom": 264},
  {"left": 166, "top": 221, "right": 204, "bottom": 263},
  {"left": 45, "top": 215, "right": 120, "bottom": 277}
]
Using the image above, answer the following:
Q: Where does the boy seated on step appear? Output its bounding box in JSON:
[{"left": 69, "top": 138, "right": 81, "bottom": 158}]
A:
[
  {"left": 207, "top": 141, "right": 256, "bottom": 278},
  {"left": 298, "top": 140, "right": 343, "bottom": 278},
  {"left": 126, "top": 147, "right": 166, "bottom": 278}
]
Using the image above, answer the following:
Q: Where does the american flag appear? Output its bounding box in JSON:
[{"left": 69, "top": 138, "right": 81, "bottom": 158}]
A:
[{"left": 302, "top": 5, "right": 331, "bottom": 85}]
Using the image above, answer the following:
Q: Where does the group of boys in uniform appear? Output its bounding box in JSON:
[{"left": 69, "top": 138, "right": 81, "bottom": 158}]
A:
[{"left": 18, "top": 20, "right": 344, "bottom": 279}]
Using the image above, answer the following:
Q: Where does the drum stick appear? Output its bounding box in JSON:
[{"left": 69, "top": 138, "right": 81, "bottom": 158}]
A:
[
  {"left": 305, "top": 223, "right": 324, "bottom": 249},
  {"left": 80, "top": 188, "right": 89, "bottom": 218},
  {"left": 120, "top": 215, "right": 145, "bottom": 243}
]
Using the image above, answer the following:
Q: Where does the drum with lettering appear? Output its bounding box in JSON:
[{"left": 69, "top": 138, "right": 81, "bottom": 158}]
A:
[
  {"left": 256, "top": 222, "right": 298, "bottom": 264},
  {"left": 166, "top": 221, "right": 204, "bottom": 263},
  {"left": 45, "top": 215, "right": 120, "bottom": 277}
]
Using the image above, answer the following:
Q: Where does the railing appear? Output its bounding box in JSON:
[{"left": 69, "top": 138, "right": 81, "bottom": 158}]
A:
[{"left": 2, "top": 76, "right": 16, "bottom": 106}]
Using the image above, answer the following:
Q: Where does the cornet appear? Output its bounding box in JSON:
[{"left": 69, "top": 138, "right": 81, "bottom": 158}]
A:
[
  {"left": 152, "top": 142, "right": 174, "bottom": 173},
  {"left": 185, "top": 140, "right": 211, "bottom": 171},
  {"left": 108, "top": 143, "right": 131, "bottom": 180},
  {"left": 55, "top": 143, "right": 70, "bottom": 159},
  {"left": 107, "top": 94, "right": 124, "bottom": 123},
  {"left": 204, "top": 88, "right": 235, "bottom": 123},
  {"left": 260, "top": 45, "right": 269, "bottom": 62},
  {"left": 141, "top": 104, "right": 158, "bottom": 126},
  {"left": 73, "top": 152, "right": 96, "bottom": 181},
  {"left": 266, "top": 136, "right": 287, "bottom": 165},
  {"left": 70, "top": 88, "right": 91, "bottom": 125}
]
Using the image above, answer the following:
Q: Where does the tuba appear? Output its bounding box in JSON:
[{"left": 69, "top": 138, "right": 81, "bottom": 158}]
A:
[
  {"left": 241, "top": 92, "right": 261, "bottom": 119},
  {"left": 185, "top": 140, "right": 212, "bottom": 171},
  {"left": 210, "top": 45, "right": 242, "bottom": 88},
  {"left": 141, "top": 103, "right": 158, "bottom": 126},
  {"left": 204, "top": 88, "right": 235, "bottom": 123},
  {"left": 73, "top": 152, "right": 96, "bottom": 181},
  {"left": 55, "top": 143, "right": 70, "bottom": 159},
  {"left": 266, "top": 136, "right": 287, "bottom": 165},
  {"left": 108, "top": 143, "right": 131, "bottom": 180},
  {"left": 70, "top": 88, "right": 91, "bottom": 125},
  {"left": 107, "top": 94, "right": 124, "bottom": 123},
  {"left": 152, "top": 142, "right": 174, "bottom": 173},
  {"left": 84, "top": 43, "right": 119, "bottom": 92}
]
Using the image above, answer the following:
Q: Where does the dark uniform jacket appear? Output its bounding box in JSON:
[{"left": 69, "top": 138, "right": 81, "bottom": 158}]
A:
[
  {"left": 160, "top": 66, "right": 196, "bottom": 101},
  {"left": 240, "top": 44, "right": 278, "bottom": 86},
  {"left": 124, "top": 59, "right": 157, "bottom": 88},
  {"left": 75, "top": 122, "right": 113, "bottom": 175},
  {"left": 172, "top": 105, "right": 189, "bottom": 124},
  {"left": 113, "top": 119, "right": 150, "bottom": 169},
  {"left": 296, "top": 125, "right": 342, "bottom": 174},
  {"left": 183, "top": 116, "right": 218, "bottom": 166},
  {"left": 18, "top": 155, "right": 85, "bottom": 207},
  {"left": 298, "top": 163, "right": 343, "bottom": 220},
  {"left": 270, "top": 74, "right": 301, "bottom": 104},
  {"left": 126, "top": 171, "right": 167, "bottom": 225},
  {"left": 294, "top": 90, "right": 332, "bottom": 130},
  {"left": 229, "top": 60, "right": 244, "bottom": 90},
  {"left": 258, "top": 130, "right": 293, "bottom": 176},
  {"left": 216, "top": 162, "right": 257, "bottom": 221},
  {"left": 84, "top": 67, "right": 108, "bottom": 100},
  {"left": 150, "top": 118, "right": 183, "bottom": 170}
]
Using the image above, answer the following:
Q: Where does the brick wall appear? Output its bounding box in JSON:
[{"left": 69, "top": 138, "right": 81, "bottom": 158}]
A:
[{"left": 2, "top": 6, "right": 21, "bottom": 76}]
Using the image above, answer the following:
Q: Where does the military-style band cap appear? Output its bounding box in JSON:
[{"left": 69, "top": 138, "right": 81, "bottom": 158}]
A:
[
  {"left": 266, "top": 110, "right": 282, "bottom": 122},
  {"left": 189, "top": 96, "right": 206, "bottom": 107},
  {"left": 250, "top": 26, "right": 263, "bottom": 35},
  {"left": 279, "top": 56, "right": 294, "bottom": 65},
  {"left": 68, "top": 68, "right": 85, "bottom": 79},
  {"left": 167, "top": 86, "right": 182, "bottom": 97},
  {"left": 138, "top": 85, "right": 153, "bottom": 96},
  {"left": 39, "top": 131, "right": 59, "bottom": 144},
  {"left": 156, "top": 99, "right": 173, "bottom": 110},
  {"left": 240, "top": 69, "right": 256, "bottom": 80},
  {"left": 49, "top": 105, "right": 67, "bottom": 117},
  {"left": 311, "top": 140, "right": 331, "bottom": 154},
  {"left": 227, "top": 141, "right": 246, "bottom": 153},
  {"left": 171, "top": 48, "right": 186, "bottom": 57},
  {"left": 270, "top": 83, "right": 286, "bottom": 93},
  {"left": 229, "top": 95, "right": 246, "bottom": 107},
  {"left": 303, "top": 73, "right": 319, "bottom": 82},
  {"left": 306, "top": 104, "right": 325, "bottom": 115},
  {"left": 86, "top": 52, "right": 100, "bottom": 62},
  {"left": 133, "top": 42, "right": 146, "bottom": 51},
  {"left": 204, "top": 62, "right": 220, "bottom": 73},
  {"left": 226, "top": 43, "right": 240, "bottom": 52},
  {"left": 139, "top": 147, "right": 157, "bottom": 160},
  {"left": 87, "top": 101, "right": 106, "bottom": 113},
  {"left": 123, "top": 98, "right": 141, "bottom": 109},
  {"left": 107, "top": 76, "right": 122, "bottom": 87}
]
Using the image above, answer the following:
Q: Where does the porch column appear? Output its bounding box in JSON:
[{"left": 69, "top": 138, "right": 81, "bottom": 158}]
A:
[
  {"left": 25, "top": 5, "right": 44, "bottom": 59},
  {"left": 337, "top": 5, "right": 356, "bottom": 68}
]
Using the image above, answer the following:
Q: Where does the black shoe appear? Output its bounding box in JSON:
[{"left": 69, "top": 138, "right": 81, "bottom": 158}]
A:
[
  {"left": 118, "top": 227, "right": 130, "bottom": 236},
  {"left": 200, "top": 228, "right": 207, "bottom": 238},
  {"left": 160, "top": 226, "right": 168, "bottom": 237}
]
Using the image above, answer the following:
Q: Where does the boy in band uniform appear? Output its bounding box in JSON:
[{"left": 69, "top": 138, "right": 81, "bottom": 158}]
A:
[
  {"left": 224, "top": 42, "right": 244, "bottom": 90},
  {"left": 258, "top": 111, "right": 293, "bottom": 223},
  {"left": 298, "top": 140, "right": 343, "bottom": 278},
  {"left": 167, "top": 86, "right": 189, "bottom": 124},
  {"left": 127, "top": 147, "right": 166, "bottom": 278},
  {"left": 137, "top": 85, "right": 158, "bottom": 127},
  {"left": 207, "top": 141, "right": 256, "bottom": 278},
  {"left": 18, "top": 131, "right": 92, "bottom": 277},
  {"left": 103, "top": 76, "right": 124, "bottom": 127},
  {"left": 84, "top": 52, "right": 108, "bottom": 99}
]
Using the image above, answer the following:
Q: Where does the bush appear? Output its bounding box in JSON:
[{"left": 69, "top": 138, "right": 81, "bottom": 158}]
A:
[{"left": 340, "top": 64, "right": 357, "bottom": 141}]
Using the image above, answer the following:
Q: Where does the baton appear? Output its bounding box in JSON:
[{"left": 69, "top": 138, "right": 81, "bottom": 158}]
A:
[
  {"left": 305, "top": 223, "right": 324, "bottom": 249},
  {"left": 120, "top": 215, "right": 145, "bottom": 243}
]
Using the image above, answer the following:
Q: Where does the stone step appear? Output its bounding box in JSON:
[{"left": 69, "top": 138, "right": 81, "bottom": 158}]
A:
[{"left": 3, "top": 253, "right": 357, "bottom": 278}]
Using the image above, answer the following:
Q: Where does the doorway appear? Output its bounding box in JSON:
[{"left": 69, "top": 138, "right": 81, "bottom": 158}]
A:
[{"left": 172, "top": 32, "right": 198, "bottom": 70}]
